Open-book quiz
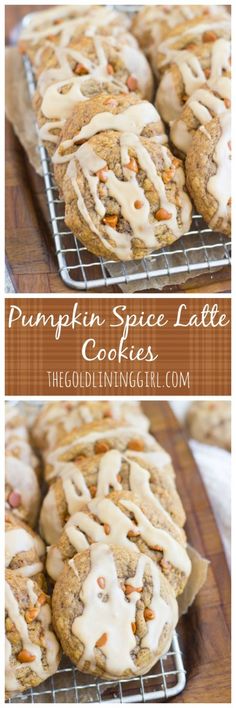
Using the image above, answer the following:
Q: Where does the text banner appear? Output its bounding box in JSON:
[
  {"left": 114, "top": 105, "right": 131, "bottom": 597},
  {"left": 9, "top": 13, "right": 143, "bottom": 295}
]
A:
[{"left": 5, "top": 297, "right": 231, "bottom": 396}]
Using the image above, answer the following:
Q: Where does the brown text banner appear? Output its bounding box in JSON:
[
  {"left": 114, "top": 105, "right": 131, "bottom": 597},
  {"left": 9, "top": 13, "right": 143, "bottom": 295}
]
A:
[{"left": 5, "top": 297, "right": 231, "bottom": 396}]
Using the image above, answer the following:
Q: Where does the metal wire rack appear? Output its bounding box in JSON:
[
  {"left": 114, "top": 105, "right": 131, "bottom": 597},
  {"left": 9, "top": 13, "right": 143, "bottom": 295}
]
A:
[
  {"left": 23, "top": 54, "right": 231, "bottom": 292},
  {"left": 7, "top": 632, "right": 186, "bottom": 703}
]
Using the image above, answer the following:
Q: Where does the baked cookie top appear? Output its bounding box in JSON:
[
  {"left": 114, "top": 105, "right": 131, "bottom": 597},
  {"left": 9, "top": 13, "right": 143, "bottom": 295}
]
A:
[
  {"left": 47, "top": 490, "right": 191, "bottom": 596},
  {"left": 58, "top": 130, "right": 192, "bottom": 261},
  {"left": 44, "top": 419, "right": 173, "bottom": 484},
  {"left": 19, "top": 6, "right": 131, "bottom": 59},
  {"left": 40, "top": 448, "right": 184, "bottom": 544},
  {"left": 52, "top": 543, "right": 178, "bottom": 679},
  {"left": 155, "top": 14, "right": 231, "bottom": 76},
  {"left": 32, "top": 400, "right": 149, "bottom": 452},
  {"left": 170, "top": 77, "right": 231, "bottom": 155},
  {"left": 53, "top": 93, "right": 166, "bottom": 186},
  {"left": 186, "top": 111, "right": 231, "bottom": 235},
  {"left": 5, "top": 570, "right": 61, "bottom": 698},
  {"left": 131, "top": 5, "right": 228, "bottom": 57}
]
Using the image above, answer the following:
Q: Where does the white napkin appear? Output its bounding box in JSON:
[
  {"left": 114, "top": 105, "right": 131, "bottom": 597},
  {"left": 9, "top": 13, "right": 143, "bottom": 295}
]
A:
[{"left": 170, "top": 402, "right": 231, "bottom": 568}]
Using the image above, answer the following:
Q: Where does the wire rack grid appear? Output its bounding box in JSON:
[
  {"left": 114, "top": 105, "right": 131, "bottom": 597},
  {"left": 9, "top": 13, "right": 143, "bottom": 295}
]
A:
[
  {"left": 7, "top": 632, "right": 186, "bottom": 703},
  {"left": 23, "top": 55, "right": 231, "bottom": 292}
]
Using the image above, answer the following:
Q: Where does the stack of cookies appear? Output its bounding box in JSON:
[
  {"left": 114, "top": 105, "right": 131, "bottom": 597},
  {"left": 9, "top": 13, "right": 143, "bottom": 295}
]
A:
[
  {"left": 19, "top": 4, "right": 231, "bottom": 259},
  {"left": 18, "top": 5, "right": 194, "bottom": 261},
  {"left": 5, "top": 405, "right": 61, "bottom": 698},
  {"left": 133, "top": 5, "right": 231, "bottom": 235},
  {"left": 5, "top": 401, "right": 192, "bottom": 694}
]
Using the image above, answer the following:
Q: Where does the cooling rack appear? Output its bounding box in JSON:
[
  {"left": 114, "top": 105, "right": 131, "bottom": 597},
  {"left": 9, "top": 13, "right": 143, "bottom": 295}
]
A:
[
  {"left": 22, "top": 53, "right": 231, "bottom": 292},
  {"left": 7, "top": 631, "right": 186, "bottom": 703}
]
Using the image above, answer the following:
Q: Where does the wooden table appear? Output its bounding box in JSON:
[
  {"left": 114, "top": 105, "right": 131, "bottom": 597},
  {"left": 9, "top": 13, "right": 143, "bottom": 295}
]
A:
[
  {"left": 141, "top": 402, "right": 231, "bottom": 703},
  {"left": 5, "top": 5, "right": 231, "bottom": 294}
]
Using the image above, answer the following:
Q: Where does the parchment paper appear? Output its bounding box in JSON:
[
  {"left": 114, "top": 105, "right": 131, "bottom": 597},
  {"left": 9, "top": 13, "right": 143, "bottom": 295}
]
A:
[{"left": 5, "top": 47, "right": 225, "bottom": 291}]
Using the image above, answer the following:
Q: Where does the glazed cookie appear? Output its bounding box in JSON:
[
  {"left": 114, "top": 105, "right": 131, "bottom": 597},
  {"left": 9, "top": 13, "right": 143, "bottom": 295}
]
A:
[
  {"left": 5, "top": 455, "right": 41, "bottom": 528},
  {"left": 185, "top": 111, "right": 231, "bottom": 235},
  {"left": 6, "top": 437, "right": 41, "bottom": 479},
  {"left": 186, "top": 401, "right": 231, "bottom": 451},
  {"left": 32, "top": 400, "right": 149, "bottom": 453},
  {"left": 131, "top": 5, "right": 228, "bottom": 59},
  {"left": 52, "top": 543, "right": 178, "bottom": 679},
  {"left": 5, "top": 512, "right": 45, "bottom": 587},
  {"left": 52, "top": 93, "right": 166, "bottom": 185},
  {"left": 47, "top": 491, "right": 191, "bottom": 595},
  {"left": 33, "top": 36, "right": 154, "bottom": 156},
  {"left": 155, "top": 15, "right": 231, "bottom": 77},
  {"left": 19, "top": 6, "right": 131, "bottom": 62},
  {"left": 155, "top": 16, "right": 231, "bottom": 123},
  {"left": 44, "top": 420, "right": 174, "bottom": 485},
  {"left": 170, "top": 77, "right": 231, "bottom": 156},
  {"left": 40, "top": 449, "right": 185, "bottom": 545},
  {"left": 59, "top": 131, "right": 192, "bottom": 261},
  {"left": 5, "top": 570, "right": 61, "bottom": 698}
]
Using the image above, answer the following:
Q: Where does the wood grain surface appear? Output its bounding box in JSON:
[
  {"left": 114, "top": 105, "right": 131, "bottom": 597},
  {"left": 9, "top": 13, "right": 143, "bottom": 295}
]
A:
[
  {"left": 5, "top": 5, "right": 231, "bottom": 294},
  {"left": 141, "top": 401, "right": 231, "bottom": 703}
]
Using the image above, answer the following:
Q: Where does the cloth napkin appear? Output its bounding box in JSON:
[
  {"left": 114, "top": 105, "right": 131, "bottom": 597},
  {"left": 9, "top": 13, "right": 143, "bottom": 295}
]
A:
[{"left": 170, "top": 402, "right": 231, "bottom": 568}]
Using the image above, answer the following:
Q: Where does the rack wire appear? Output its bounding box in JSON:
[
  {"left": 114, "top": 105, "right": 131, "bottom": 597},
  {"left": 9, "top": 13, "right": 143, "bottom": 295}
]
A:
[
  {"left": 23, "top": 54, "right": 231, "bottom": 292},
  {"left": 7, "top": 631, "right": 186, "bottom": 703}
]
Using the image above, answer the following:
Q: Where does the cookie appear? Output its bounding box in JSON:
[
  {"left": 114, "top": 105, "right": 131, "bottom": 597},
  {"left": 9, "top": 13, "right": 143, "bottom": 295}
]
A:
[
  {"left": 5, "top": 570, "right": 61, "bottom": 698},
  {"left": 131, "top": 5, "right": 228, "bottom": 59},
  {"left": 19, "top": 6, "right": 131, "bottom": 62},
  {"left": 40, "top": 449, "right": 185, "bottom": 545},
  {"left": 186, "top": 401, "right": 231, "bottom": 451},
  {"left": 185, "top": 111, "right": 231, "bottom": 235},
  {"left": 155, "top": 16, "right": 231, "bottom": 123},
  {"left": 59, "top": 130, "right": 192, "bottom": 261},
  {"left": 32, "top": 400, "right": 149, "bottom": 453},
  {"left": 47, "top": 490, "right": 191, "bottom": 595},
  {"left": 170, "top": 77, "right": 231, "bottom": 156},
  {"left": 52, "top": 543, "right": 178, "bottom": 679},
  {"left": 53, "top": 93, "right": 167, "bottom": 188},
  {"left": 155, "top": 15, "right": 231, "bottom": 77},
  {"left": 5, "top": 512, "right": 45, "bottom": 587},
  {"left": 33, "top": 37, "right": 154, "bottom": 157},
  {"left": 5, "top": 455, "right": 41, "bottom": 528},
  {"left": 44, "top": 420, "right": 173, "bottom": 485}
]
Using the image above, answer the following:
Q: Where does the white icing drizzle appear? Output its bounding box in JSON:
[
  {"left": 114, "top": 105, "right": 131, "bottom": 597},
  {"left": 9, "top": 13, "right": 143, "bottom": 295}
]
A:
[
  {"left": 47, "top": 497, "right": 190, "bottom": 581},
  {"left": 38, "top": 119, "right": 65, "bottom": 144},
  {"left": 120, "top": 499, "right": 191, "bottom": 575},
  {"left": 5, "top": 637, "right": 20, "bottom": 692},
  {"left": 126, "top": 457, "right": 181, "bottom": 536},
  {"left": 71, "top": 543, "right": 175, "bottom": 675},
  {"left": 5, "top": 580, "right": 58, "bottom": 688},
  {"left": 210, "top": 38, "right": 231, "bottom": 83},
  {"left": 63, "top": 469, "right": 91, "bottom": 515},
  {"left": 208, "top": 111, "right": 231, "bottom": 228},
  {"left": 55, "top": 102, "right": 162, "bottom": 156},
  {"left": 96, "top": 450, "right": 123, "bottom": 497},
  {"left": 21, "top": 7, "right": 125, "bottom": 45},
  {"left": 158, "top": 18, "right": 230, "bottom": 70},
  {"left": 47, "top": 426, "right": 159, "bottom": 481},
  {"left": 5, "top": 528, "right": 44, "bottom": 571},
  {"left": 171, "top": 78, "right": 231, "bottom": 154},
  {"left": 26, "top": 579, "right": 38, "bottom": 606},
  {"left": 40, "top": 482, "right": 68, "bottom": 545}
]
